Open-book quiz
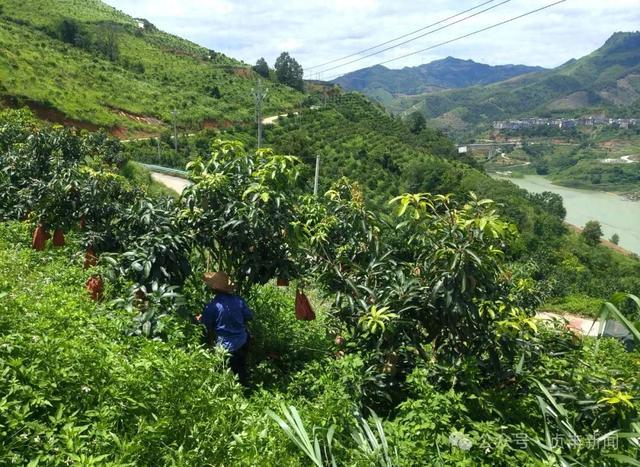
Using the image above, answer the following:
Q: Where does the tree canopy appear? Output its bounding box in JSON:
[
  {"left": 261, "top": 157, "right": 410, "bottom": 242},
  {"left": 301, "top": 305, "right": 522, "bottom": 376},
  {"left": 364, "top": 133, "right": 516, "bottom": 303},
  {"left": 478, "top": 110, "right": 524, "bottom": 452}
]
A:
[
  {"left": 407, "top": 111, "right": 426, "bottom": 134},
  {"left": 253, "top": 57, "right": 270, "bottom": 78},
  {"left": 582, "top": 220, "right": 603, "bottom": 246},
  {"left": 274, "top": 52, "right": 304, "bottom": 91}
]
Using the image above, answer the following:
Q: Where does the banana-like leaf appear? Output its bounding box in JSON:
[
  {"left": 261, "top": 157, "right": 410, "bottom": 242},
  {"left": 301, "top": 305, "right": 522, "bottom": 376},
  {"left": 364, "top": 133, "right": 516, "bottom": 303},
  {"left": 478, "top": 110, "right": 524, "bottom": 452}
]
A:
[
  {"left": 268, "top": 404, "right": 325, "bottom": 467},
  {"left": 597, "top": 298, "right": 640, "bottom": 345}
]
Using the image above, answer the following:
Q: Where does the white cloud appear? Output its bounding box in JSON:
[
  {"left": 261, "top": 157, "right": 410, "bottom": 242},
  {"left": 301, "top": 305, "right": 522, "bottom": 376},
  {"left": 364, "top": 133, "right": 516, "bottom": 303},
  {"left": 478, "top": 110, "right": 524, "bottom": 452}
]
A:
[{"left": 104, "top": 0, "right": 640, "bottom": 77}]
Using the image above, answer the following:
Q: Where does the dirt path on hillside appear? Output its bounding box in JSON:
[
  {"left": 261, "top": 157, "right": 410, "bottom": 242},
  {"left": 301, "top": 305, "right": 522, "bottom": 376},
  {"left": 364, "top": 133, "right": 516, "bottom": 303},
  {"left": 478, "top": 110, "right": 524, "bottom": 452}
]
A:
[
  {"left": 150, "top": 172, "right": 192, "bottom": 194},
  {"left": 536, "top": 311, "right": 599, "bottom": 336},
  {"left": 262, "top": 112, "right": 298, "bottom": 125},
  {"left": 118, "top": 112, "right": 294, "bottom": 143}
]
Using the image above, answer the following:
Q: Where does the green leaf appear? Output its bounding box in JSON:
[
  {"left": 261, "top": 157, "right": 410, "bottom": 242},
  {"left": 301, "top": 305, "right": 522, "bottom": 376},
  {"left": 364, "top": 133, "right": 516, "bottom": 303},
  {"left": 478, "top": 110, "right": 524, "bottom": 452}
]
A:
[
  {"left": 599, "top": 300, "right": 640, "bottom": 343},
  {"left": 605, "top": 454, "right": 640, "bottom": 466}
]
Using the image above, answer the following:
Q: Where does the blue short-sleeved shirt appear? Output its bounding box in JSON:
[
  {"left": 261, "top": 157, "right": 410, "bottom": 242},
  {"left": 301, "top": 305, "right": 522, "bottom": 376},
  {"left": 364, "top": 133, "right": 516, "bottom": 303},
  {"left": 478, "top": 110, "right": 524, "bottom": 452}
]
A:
[{"left": 201, "top": 293, "right": 253, "bottom": 352}]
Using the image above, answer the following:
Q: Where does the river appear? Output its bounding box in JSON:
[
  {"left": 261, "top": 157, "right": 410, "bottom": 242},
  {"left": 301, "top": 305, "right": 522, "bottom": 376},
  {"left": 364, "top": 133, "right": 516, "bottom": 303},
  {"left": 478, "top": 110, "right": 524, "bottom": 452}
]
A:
[{"left": 495, "top": 174, "right": 640, "bottom": 254}]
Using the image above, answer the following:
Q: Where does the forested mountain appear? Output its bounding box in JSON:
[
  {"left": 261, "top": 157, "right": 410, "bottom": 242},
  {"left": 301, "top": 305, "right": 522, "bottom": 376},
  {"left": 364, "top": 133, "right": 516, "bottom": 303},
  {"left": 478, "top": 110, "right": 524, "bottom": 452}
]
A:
[
  {"left": 331, "top": 57, "right": 543, "bottom": 101},
  {"left": 394, "top": 32, "right": 640, "bottom": 134},
  {"left": 0, "top": 0, "right": 302, "bottom": 135}
]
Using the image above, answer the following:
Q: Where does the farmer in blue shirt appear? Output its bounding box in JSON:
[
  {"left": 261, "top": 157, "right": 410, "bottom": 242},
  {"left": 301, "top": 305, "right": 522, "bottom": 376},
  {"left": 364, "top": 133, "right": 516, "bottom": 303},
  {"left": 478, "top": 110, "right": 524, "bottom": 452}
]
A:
[{"left": 201, "top": 271, "right": 253, "bottom": 386}]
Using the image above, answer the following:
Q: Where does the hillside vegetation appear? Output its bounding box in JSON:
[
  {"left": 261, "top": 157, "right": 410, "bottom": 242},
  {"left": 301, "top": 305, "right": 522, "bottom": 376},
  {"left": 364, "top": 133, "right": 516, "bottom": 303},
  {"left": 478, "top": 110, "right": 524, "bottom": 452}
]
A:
[
  {"left": 262, "top": 96, "right": 640, "bottom": 314},
  {"left": 0, "top": 0, "right": 302, "bottom": 135},
  {"left": 127, "top": 94, "right": 640, "bottom": 316},
  {"left": 1, "top": 111, "right": 640, "bottom": 465},
  {"left": 392, "top": 32, "right": 640, "bottom": 135}
]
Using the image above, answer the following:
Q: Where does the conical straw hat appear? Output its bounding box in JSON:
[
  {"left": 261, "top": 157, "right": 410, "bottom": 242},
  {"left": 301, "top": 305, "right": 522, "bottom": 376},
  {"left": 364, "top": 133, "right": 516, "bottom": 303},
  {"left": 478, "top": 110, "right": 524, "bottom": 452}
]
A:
[{"left": 203, "top": 271, "right": 235, "bottom": 293}]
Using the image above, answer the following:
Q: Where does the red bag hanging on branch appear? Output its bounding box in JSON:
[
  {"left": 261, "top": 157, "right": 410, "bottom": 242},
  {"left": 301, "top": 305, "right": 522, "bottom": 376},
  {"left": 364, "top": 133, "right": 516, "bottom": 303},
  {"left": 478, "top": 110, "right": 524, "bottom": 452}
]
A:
[
  {"left": 86, "top": 276, "right": 104, "bottom": 301},
  {"left": 83, "top": 247, "right": 98, "bottom": 269},
  {"left": 32, "top": 224, "right": 49, "bottom": 251},
  {"left": 52, "top": 228, "right": 65, "bottom": 247},
  {"left": 277, "top": 277, "right": 289, "bottom": 287},
  {"left": 295, "top": 289, "right": 315, "bottom": 321}
]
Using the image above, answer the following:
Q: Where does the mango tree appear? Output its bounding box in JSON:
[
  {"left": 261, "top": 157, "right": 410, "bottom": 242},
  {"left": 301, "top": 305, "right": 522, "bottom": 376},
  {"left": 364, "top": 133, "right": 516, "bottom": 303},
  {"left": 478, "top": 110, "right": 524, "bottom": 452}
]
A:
[
  {"left": 78, "top": 167, "right": 139, "bottom": 253},
  {"left": 0, "top": 120, "right": 86, "bottom": 242},
  {"left": 103, "top": 197, "right": 192, "bottom": 290},
  {"left": 388, "top": 193, "right": 531, "bottom": 373},
  {"left": 180, "top": 140, "right": 304, "bottom": 292},
  {"left": 301, "top": 185, "right": 536, "bottom": 395}
]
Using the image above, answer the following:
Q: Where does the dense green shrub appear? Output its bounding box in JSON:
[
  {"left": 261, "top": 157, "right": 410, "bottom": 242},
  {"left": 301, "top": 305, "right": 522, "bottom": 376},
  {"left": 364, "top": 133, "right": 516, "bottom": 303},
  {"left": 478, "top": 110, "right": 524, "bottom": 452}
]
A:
[{"left": 2, "top": 109, "right": 639, "bottom": 466}]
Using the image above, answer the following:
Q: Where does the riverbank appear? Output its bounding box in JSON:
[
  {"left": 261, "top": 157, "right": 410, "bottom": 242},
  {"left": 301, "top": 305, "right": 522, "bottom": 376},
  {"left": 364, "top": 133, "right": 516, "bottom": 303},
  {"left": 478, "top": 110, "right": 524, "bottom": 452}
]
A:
[
  {"left": 564, "top": 223, "right": 635, "bottom": 257},
  {"left": 493, "top": 173, "right": 640, "bottom": 254},
  {"left": 550, "top": 178, "right": 640, "bottom": 195},
  {"left": 493, "top": 168, "right": 640, "bottom": 197}
]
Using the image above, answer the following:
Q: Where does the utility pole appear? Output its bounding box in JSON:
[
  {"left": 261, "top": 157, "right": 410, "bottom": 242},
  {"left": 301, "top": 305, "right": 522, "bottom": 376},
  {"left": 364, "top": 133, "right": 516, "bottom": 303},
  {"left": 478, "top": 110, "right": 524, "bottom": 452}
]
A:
[
  {"left": 252, "top": 79, "right": 268, "bottom": 148},
  {"left": 172, "top": 108, "right": 178, "bottom": 155},
  {"left": 156, "top": 137, "right": 161, "bottom": 160},
  {"left": 313, "top": 155, "right": 320, "bottom": 196}
]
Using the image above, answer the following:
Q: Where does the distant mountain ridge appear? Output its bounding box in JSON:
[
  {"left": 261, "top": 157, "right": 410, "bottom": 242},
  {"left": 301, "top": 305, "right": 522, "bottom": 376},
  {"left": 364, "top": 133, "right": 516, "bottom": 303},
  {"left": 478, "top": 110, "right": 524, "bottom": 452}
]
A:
[
  {"left": 372, "top": 31, "right": 640, "bottom": 135},
  {"left": 331, "top": 57, "right": 545, "bottom": 96}
]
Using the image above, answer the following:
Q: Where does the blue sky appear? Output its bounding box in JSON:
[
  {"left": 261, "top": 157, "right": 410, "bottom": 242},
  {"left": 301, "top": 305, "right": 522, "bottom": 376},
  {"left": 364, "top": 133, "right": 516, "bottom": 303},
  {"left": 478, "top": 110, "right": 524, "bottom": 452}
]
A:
[{"left": 104, "top": 0, "right": 640, "bottom": 78}]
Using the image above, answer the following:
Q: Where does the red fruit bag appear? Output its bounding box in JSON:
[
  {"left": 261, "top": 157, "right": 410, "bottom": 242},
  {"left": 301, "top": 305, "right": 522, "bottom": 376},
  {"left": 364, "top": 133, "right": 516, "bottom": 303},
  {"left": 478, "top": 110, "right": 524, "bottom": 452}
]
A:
[
  {"left": 295, "top": 289, "right": 315, "bottom": 321},
  {"left": 86, "top": 276, "right": 104, "bottom": 301},
  {"left": 52, "top": 228, "right": 65, "bottom": 247},
  {"left": 32, "top": 224, "right": 48, "bottom": 251},
  {"left": 84, "top": 247, "right": 97, "bottom": 269},
  {"left": 277, "top": 277, "right": 289, "bottom": 287}
]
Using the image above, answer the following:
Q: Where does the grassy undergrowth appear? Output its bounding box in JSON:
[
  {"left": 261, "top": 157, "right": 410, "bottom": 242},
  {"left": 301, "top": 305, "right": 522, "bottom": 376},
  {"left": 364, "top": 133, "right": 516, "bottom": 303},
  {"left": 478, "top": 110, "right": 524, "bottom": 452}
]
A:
[
  {"left": 0, "top": 222, "right": 338, "bottom": 465},
  {"left": 1, "top": 221, "right": 639, "bottom": 465}
]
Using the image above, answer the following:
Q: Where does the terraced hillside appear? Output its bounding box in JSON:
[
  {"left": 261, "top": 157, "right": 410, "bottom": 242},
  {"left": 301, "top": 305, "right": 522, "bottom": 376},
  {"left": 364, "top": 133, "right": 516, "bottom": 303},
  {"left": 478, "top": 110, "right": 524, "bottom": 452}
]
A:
[
  {"left": 0, "top": 0, "right": 303, "bottom": 135},
  {"left": 263, "top": 94, "right": 459, "bottom": 205}
]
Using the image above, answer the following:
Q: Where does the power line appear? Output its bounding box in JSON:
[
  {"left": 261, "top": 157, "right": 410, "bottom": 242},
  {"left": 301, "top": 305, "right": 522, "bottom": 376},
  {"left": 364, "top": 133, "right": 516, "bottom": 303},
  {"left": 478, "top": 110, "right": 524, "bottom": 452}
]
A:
[
  {"left": 325, "top": 0, "right": 566, "bottom": 81},
  {"left": 306, "top": 0, "right": 498, "bottom": 72},
  {"left": 310, "top": 0, "right": 512, "bottom": 77},
  {"left": 377, "top": 0, "right": 566, "bottom": 67}
]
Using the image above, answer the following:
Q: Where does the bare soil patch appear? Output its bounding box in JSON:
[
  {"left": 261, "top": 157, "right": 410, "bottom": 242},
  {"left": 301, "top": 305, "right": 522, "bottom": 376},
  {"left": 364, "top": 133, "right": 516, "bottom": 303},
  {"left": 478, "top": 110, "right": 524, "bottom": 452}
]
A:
[
  {"left": 1, "top": 96, "right": 100, "bottom": 132},
  {"left": 202, "top": 119, "right": 234, "bottom": 130},
  {"left": 109, "top": 107, "right": 163, "bottom": 126}
]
